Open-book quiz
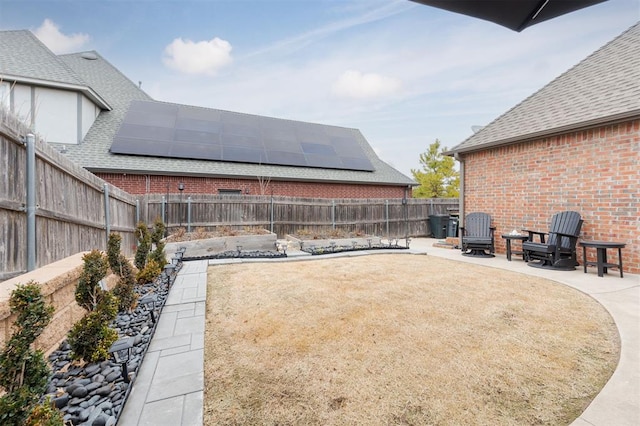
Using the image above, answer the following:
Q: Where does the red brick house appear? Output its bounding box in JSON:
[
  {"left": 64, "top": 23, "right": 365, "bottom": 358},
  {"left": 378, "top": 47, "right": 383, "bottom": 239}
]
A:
[
  {"left": 447, "top": 23, "right": 639, "bottom": 274},
  {"left": 0, "top": 31, "right": 414, "bottom": 200}
]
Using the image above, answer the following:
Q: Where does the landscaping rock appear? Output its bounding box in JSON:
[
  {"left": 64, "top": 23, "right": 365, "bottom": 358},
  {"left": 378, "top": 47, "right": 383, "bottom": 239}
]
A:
[{"left": 41, "top": 261, "right": 179, "bottom": 424}]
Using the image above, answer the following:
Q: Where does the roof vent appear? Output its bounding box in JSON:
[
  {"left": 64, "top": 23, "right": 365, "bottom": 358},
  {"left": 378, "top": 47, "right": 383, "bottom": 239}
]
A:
[{"left": 81, "top": 52, "right": 98, "bottom": 60}]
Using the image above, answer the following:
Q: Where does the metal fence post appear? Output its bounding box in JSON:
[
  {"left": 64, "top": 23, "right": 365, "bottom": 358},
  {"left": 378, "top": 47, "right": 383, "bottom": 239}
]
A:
[
  {"left": 161, "top": 196, "right": 166, "bottom": 224},
  {"left": 135, "top": 199, "right": 140, "bottom": 224},
  {"left": 104, "top": 183, "right": 111, "bottom": 247},
  {"left": 385, "top": 200, "right": 389, "bottom": 237},
  {"left": 25, "top": 134, "right": 36, "bottom": 271},
  {"left": 270, "top": 195, "right": 274, "bottom": 234},
  {"left": 187, "top": 196, "right": 192, "bottom": 233},
  {"left": 332, "top": 200, "right": 336, "bottom": 229}
]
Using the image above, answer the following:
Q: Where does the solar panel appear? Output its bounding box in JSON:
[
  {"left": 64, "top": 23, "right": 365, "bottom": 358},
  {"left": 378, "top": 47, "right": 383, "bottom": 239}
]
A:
[
  {"left": 110, "top": 100, "right": 375, "bottom": 171},
  {"left": 174, "top": 129, "right": 219, "bottom": 145}
]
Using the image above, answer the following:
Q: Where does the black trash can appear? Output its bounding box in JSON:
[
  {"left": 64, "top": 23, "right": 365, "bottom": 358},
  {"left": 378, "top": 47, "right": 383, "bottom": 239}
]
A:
[
  {"left": 447, "top": 213, "right": 459, "bottom": 237},
  {"left": 429, "top": 214, "right": 449, "bottom": 239}
]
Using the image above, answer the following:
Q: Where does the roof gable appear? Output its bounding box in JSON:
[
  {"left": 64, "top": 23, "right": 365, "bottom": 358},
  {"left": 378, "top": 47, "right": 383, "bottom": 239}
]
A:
[
  {"left": 450, "top": 22, "right": 640, "bottom": 154},
  {"left": 0, "top": 30, "right": 85, "bottom": 85}
]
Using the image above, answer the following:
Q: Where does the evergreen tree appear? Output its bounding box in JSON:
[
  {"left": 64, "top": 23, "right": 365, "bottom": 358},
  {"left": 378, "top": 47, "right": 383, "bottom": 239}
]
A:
[{"left": 411, "top": 139, "right": 459, "bottom": 198}]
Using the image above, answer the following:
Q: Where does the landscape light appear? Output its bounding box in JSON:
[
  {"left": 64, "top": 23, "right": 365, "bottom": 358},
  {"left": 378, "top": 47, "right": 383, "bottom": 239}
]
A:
[
  {"left": 139, "top": 293, "right": 159, "bottom": 324},
  {"left": 108, "top": 336, "right": 135, "bottom": 383}
]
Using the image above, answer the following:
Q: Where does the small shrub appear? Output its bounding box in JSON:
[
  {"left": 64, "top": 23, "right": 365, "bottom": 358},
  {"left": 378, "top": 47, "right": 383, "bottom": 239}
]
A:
[
  {"left": 75, "top": 250, "right": 108, "bottom": 312},
  {"left": 112, "top": 253, "right": 137, "bottom": 312},
  {"left": 150, "top": 216, "right": 165, "bottom": 246},
  {"left": 136, "top": 259, "right": 161, "bottom": 284},
  {"left": 149, "top": 217, "right": 167, "bottom": 267},
  {"left": 107, "top": 232, "right": 122, "bottom": 272},
  {"left": 107, "top": 233, "right": 136, "bottom": 312},
  {"left": 24, "top": 397, "right": 65, "bottom": 426},
  {"left": 173, "top": 227, "right": 186, "bottom": 239},
  {"left": 68, "top": 292, "right": 118, "bottom": 362},
  {"left": 134, "top": 221, "right": 151, "bottom": 270},
  {"left": 0, "top": 282, "right": 54, "bottom": 426},
  {"left": 193, "top": 227, "right": 208, "bottom": 239},
  {"left": 217, "top": 226, "right": 239, "bottom": 236}
]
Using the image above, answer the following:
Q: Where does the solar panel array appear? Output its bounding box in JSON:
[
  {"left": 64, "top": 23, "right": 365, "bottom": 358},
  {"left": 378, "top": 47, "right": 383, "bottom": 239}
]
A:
[{"left": 110, "top": 100, "right": 375, "bottom": 172}]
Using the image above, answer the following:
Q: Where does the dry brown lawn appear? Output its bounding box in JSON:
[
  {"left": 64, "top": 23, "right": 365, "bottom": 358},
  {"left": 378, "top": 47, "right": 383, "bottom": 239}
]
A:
[{"left": 204, "top": 254, "right": 619, "bottom": 426}]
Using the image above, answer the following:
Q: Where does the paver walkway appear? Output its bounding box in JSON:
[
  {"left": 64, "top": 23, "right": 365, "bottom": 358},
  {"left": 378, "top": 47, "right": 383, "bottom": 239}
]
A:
[
  {"left": 119, "top": 239, "right": 639, "bottom": 426},
  {"left": 119, "top": 260, "right": 208, "bottom": 425}
]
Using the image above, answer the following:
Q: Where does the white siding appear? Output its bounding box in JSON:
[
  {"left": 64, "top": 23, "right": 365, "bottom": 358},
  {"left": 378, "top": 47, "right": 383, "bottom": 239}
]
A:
[
  {"left": 34, "top": 87, "right": 77, "bottom": 143},
  {"left": 0, "top": 81, "right": 9, "bottom": 110},
  {"left": 13, "top": 84, "right": 32, "bottom": 123},
  {"left": 81, "top": 94, "right": 99, "bottom": 139}
]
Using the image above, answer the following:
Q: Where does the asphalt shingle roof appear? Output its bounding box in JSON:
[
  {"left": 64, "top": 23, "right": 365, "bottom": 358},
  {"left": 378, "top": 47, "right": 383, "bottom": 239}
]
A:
[
  {"left": 449, "top": 22, "right": 640, "bottom": 154},
  {"left": 56, "top": 47, "right": 413, "bottom": 186},
  {"left": 0, "top": 30, "right": 86, "bottom": 86}
]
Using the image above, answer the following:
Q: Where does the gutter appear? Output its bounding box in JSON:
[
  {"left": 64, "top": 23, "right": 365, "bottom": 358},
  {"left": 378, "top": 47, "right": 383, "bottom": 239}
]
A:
[
  {"left": 443, "top": 111, "right": 640, "bottom": 156},
  {"left": 0, "top": 74, "right": 112, "bottom": 111}
]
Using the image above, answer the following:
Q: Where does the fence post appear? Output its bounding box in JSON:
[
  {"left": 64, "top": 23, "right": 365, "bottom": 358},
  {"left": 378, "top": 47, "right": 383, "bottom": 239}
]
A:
[
  {"left": 385, "top": 200, "right": 389, "bottom": 237},
  {"left": 270, "top": 195, "right": 274, "bottom": 233},
  {"left": 187, "top": 196, "right": 192, "bottom": 233},
  {"left": 104, "top": 183, "right": 111, "bottom": 247},
  {"left": 161, "top": 196, "right": 166, "bottom": 224},
  {"left": 135, "top": 199, "right": 140, "bottom": 224},
  {"left": 332, "top": 200, "right": 336, "bottom": 229},
  {"left": 25, "top": 133, "right": 36, "bottom": 271}
]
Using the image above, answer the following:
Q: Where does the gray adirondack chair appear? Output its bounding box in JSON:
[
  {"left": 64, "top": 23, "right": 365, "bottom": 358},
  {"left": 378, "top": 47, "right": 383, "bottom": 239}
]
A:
[
  {"left": 522, "top": 211, "right": 583, "bottom": 270},
  {"left": 460, "top": 212, "right": 495, "bottom": 257}
]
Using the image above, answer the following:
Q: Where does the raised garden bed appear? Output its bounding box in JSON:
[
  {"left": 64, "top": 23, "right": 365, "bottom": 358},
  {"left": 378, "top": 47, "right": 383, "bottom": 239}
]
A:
[
  {"left": 286, "top": 233, "right": 411, "bottom": 255},
  {"left": 165, "top": 230, "right": 277, "bottom": 259}
]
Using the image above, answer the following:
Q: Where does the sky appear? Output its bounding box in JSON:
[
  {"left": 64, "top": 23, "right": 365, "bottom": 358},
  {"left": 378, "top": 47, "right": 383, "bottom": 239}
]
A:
[{"left": 1, "top": 0, "right": 638, "bottom": 177}]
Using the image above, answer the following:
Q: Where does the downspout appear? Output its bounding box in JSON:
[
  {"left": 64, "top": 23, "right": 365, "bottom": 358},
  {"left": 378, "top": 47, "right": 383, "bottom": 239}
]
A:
[{"left": 454, "top": 152, "right": 464, "bottom": 228}]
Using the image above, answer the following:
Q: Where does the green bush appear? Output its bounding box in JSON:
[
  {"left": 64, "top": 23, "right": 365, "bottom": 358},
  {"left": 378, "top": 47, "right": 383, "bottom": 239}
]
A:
[
  {"left": 112, "top": 254, "right": 137, "bottom": 312},
  {"left": 68, "top": 292, "right": 118, "bottom": 362},
  {"left": 24, "top": 397, "right": 65, "bottom": 426},
  {"left": 149, "top": 217, "right": 167, "bottom": 267},
  {"left": 107, "top": 232, "right": 122, "bottom": 272},
  {"left": 108, "top": 233, "right": 137, "bottom": 312},
  {"left": 75, "top": 250, "right": 108, "bottom": 312},
  {"left": 0, "top": 282, "right": 55, "bottom": 426},
  {"left": 136, "top": 259, "right": 161, "bottom": 285},
  {"left": 134, "top": 221, "right": 151, "bottom": 270}
]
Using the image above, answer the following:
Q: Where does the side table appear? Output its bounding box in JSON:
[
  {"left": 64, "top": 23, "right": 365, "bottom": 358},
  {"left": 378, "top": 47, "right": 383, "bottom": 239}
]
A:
[
  {"left": 501, "top": 234, "right": 529, "bottom": 261},
  {"left": 579, "top": 241, "right": 626, "bottom": 278}
]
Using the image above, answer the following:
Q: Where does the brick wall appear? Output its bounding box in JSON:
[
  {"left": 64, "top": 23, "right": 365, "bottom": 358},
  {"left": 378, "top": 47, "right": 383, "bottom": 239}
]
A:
[
  {"left": 96, "top": 174, "right": 410, "bottom": 199},
  {"left": 460, "top": 120, "right": 639, "bottom": 274}
]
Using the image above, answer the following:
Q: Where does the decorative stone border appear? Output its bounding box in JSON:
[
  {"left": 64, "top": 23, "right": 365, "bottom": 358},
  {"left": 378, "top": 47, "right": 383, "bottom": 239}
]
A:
[{"left": 285, "top": 235, "right": 382, "bottom": 251}]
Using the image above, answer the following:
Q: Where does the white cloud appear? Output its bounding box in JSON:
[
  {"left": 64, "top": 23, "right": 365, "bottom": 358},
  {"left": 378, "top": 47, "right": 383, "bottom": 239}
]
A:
[
  {"left": 331, "top": 70, "right": 402, "bottom": 99},
  {"left": 34, "top": 19, "right": 90, "bottom": 54},
  {"left": 162, "top": 37, "right": 232, "bottom": 76}
]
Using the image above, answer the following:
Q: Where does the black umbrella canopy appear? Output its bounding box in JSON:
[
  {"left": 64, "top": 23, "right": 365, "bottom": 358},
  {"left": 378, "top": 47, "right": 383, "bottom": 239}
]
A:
[{"left": 411, "top": 0, "right": 608, "bottom": 32}]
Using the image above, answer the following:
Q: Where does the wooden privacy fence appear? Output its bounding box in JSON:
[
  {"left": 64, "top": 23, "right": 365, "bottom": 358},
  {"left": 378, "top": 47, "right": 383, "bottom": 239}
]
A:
[
  {"left": 1, "top": 120, "right": 137, "bottom": 282},
  {"left": 138, "top": 194, "right": 459, "bottom": 238}
]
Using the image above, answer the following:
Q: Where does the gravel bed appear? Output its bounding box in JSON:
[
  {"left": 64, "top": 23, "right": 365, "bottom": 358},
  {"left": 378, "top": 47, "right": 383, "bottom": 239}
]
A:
[
  {"left": 182, "top": 249, "right": 287, "bottom": 261},
  {"left": 302, "top": 242, "right": 410, "bottom": 255},
  {"left": 41, "top": 264, "right": 181, "bottom": 426}
]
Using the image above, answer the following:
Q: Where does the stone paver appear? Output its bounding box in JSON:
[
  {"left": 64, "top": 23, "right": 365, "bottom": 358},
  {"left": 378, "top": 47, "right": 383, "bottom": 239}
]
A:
[{"left": 118, "top": 260, "right": 208, "bottom": 426}]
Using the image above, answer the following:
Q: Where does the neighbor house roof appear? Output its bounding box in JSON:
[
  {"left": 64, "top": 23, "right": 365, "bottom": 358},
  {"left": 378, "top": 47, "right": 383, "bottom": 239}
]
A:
[
  {"left": 0, "top": 30, "right": 110, "bottom": 110},
  {"left": 56, "top": 48, "right": 414, "bottom": 186},
  {"left": 448, "top": 22, "right": 640, "bottom": 155}
]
